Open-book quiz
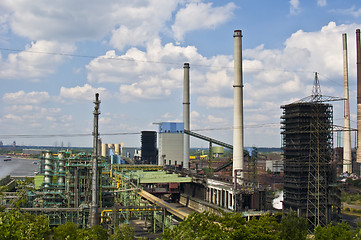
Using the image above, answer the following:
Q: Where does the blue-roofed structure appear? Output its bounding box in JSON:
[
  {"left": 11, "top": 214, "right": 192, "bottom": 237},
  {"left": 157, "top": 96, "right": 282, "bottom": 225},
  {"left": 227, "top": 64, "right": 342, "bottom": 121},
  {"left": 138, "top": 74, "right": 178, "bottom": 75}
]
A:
[
  {"left": 158, "top": 122, "right": 185, "bottom": 167},
  {"left": 158, "top": 122, "right": 184, "bottom": 133}
]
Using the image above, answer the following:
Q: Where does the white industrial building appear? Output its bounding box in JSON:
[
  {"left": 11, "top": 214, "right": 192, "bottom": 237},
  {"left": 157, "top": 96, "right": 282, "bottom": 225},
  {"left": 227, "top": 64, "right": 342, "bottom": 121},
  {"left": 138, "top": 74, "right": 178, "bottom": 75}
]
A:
[{"left": 158, "top": 122, "right": 185, "bottom": 167}]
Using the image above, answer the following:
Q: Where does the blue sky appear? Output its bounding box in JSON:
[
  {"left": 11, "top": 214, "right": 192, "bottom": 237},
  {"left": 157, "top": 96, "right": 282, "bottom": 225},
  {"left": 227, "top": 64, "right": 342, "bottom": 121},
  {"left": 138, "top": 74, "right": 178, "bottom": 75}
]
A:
[{"left": 0, "top": 0, "right": 360, "bottom": 148}]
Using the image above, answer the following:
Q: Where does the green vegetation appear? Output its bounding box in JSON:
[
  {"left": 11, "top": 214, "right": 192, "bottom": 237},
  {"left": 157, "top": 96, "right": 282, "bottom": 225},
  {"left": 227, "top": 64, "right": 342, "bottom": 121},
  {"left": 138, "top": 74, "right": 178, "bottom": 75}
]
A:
[
  {"left": 162, "top": 211, "right": 359, "bottom": 240},
  {"left": 53, "top": 222, "right": 110, "bottom": 240},
  {"left": 0, "top": 210, "right": 137, "bottom": 240},
  {"left": 342, "top": 192, "right": 361, "bottom": 205},
  {"left": 0, "top": 209, "right": 360, "bottom": 239},
  {"left": 0, "top": 209, "right": 51, "bottom": 240},
  {"left": 314, "top": 222, "right": 360, "bottom": 240}
]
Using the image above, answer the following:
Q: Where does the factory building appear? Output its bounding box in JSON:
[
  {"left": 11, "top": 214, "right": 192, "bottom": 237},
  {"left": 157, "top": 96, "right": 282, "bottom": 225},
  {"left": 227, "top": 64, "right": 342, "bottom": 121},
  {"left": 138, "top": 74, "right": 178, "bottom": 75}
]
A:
[
  {"left": 158, "top": 122, "right": 185, "bottom": 167},
  {"left": 281, "top": 101, "right": 340, "bottom": 229},
  {"left": 141, "top": 131, "right": 157, "bottom": 165}
]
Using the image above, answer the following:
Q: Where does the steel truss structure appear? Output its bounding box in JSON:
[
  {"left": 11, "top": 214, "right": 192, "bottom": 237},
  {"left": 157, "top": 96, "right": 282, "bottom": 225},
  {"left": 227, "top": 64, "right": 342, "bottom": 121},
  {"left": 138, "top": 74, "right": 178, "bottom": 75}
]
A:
[{"left": 281, "top": 101, "right": 340, "bottom": 229}]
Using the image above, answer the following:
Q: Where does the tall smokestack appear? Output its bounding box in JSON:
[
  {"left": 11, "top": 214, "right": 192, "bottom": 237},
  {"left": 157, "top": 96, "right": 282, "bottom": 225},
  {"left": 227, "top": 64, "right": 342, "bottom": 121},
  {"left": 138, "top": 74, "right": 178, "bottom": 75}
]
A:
[
  {"left": 357, "top": 29, "right": 361, "bottom": 166},
  {"left": 343, "top": 33, "right": 352, "bottom": 173},
  {"left": 233, "top": 30, "right": 244, "bottom": 182},
  {"left": 90, "top": 93, "right": 101, "bottom": 227},
  {"left": 183, "top": 63, "right": 190, "bottom": 169}
]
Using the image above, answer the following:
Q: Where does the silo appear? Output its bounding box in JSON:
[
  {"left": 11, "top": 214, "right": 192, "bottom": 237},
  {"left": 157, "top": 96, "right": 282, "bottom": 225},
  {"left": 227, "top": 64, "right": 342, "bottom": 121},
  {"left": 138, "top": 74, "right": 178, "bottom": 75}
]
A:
[
  {"left": 115, "top": 144, "right": 120, "bottom": 155},
  {"left": 101, "top": 143, "right": 107, "bottom": 157}
]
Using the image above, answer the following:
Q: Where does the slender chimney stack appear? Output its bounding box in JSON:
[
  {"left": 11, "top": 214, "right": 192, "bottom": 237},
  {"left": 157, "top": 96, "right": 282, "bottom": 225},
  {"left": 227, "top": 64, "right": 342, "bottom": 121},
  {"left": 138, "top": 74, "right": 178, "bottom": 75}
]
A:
[
  {"left": 183, "top": 63, "right": 190, "bottom": 169},
  {"left": 343, "top": 33, "right": 352, "bottom": 173},
  {"left": 233, "top": 30, "right": 244, "bottom": 182},
  {"left": 356, "top": 29, "right": 361, "bottom": 166},
  {"left": 90, "top": 93, "right": 101, "bottom": 227}
]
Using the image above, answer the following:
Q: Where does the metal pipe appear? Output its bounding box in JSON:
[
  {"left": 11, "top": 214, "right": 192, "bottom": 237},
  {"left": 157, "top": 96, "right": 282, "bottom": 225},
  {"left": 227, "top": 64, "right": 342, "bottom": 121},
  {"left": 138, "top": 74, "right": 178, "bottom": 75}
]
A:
[
  {"left": 183, "top": 63, "right": 190, "bottom": 169},
  {"left": 343, "top": 33, "right": 352, "bottom": 173},
  {"left": 90, "top": 93, "right": 101, "bottom": 227},
  {"left": 356, "top": 29, "right": 361, "bottom": 166},
  {"left": 233, "top": 30, "right": 244, "bottom": 182}
]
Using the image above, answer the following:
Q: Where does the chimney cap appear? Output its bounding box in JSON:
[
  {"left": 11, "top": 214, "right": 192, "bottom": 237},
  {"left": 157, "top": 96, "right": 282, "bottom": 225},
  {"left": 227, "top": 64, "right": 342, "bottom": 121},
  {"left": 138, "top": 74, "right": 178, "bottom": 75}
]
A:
[{"left": 234, "top": 30, "right": 242, "bottom": 37}]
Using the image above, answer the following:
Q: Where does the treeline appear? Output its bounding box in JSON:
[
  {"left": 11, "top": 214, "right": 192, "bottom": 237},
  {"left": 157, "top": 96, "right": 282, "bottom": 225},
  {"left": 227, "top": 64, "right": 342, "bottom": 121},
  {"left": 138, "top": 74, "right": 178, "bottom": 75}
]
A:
[
  {"left": 163, "top": 211, "right": 361, "bottom": 240},
  {"left": 0, "top": 210, "right": 135, "bottom": 240},
  {"left": 0, "top": 209, "right": 360, "bottom": 239}
]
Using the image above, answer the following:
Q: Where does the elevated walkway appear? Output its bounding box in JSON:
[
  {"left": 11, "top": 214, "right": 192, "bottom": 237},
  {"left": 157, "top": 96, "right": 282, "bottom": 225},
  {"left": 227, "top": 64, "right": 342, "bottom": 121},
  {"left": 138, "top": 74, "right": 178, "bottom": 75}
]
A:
[
  {"left": 138, "top": 189, "right": 191, "bottom": 220},
  {"left": 184, "top": 130, "right": 233, "bottom": 149}
]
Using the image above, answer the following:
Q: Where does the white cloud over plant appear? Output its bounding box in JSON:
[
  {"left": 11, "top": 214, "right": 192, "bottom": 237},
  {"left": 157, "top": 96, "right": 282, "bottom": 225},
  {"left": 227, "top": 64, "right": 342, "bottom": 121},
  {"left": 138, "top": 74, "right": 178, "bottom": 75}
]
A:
[
  {"left": 59, "top": 84, "right": 107, "bottom": 101},
  {"left": 0, "top": 0, "right": 233, "bottom": 49},
  {"left": 244, "top": 21, "right": 360, "bottom": 105},
  {"left": 0, "top": 40, "right": 75, "bottom": 79},
  {"left": 172, "top": 2, "right": 236, "bottom": 42},
  {"left": 3, "top": 90, "right": 50, "bottom": 104}
]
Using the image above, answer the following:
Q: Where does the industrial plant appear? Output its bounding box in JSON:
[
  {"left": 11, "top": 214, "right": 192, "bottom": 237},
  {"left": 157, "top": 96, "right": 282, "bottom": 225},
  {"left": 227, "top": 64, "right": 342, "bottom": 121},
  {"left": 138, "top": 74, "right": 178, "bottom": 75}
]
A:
[{"left": 1, "top": 28, "right": 361, "bottom": 234}]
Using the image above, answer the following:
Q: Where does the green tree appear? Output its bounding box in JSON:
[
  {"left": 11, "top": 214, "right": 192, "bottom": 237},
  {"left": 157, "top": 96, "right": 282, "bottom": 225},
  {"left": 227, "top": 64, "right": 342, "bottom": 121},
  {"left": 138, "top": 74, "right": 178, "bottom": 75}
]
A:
[
  {"left": 77, "top": 225, "right": 110, "bottom": 240},
  {"left": 110, "top": 224, "right": 136, "bottom": 240},
  {"left": 162, "top": 211, "right": 283, "bottom": 240},
  {"left": 280, "top": 212, "right": 308, "bottom": 240},
  {"left": 53, "top": 221, "right": 79, "bottom": 240},
  {"left": 0, "top": 210, "right": 51, "bottom": 239},
  {"left": 314, "top": 222, "right": 355, "bottom": 240},
  {"left": 246, "top": 214, "right": 281, "bottom": 240},
  {"left": 162, "top": 211, "right": 226, "bottom": 239},
  {"left": 53, "top": 222, "right": 110, "bottom": 240}
]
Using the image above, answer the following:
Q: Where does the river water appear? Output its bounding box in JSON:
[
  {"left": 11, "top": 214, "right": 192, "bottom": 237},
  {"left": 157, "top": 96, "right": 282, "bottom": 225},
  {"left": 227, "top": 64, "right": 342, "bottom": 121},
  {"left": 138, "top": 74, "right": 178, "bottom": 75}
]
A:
[{"left": 0, "top": 155, "right": 39, "bottom": 178}]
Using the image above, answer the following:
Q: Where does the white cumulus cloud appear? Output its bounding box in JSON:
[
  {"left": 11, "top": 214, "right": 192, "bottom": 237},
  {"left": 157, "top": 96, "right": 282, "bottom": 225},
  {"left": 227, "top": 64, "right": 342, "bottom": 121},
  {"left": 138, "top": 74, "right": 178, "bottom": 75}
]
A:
[
  {"left": 172, "top": 2, "right": 236, "bottom": 42},
  {"left": 59, "top": 84, "right": 107, "bottom": 101},
  {"left": 197, "top": 96, "right": 233, "bottom": 108},
  {"left": 0, "top": 40, "right": 75, "bottom": 80},
  {"left": 3, "top": 90, "right": 50, "bottom": 104}
]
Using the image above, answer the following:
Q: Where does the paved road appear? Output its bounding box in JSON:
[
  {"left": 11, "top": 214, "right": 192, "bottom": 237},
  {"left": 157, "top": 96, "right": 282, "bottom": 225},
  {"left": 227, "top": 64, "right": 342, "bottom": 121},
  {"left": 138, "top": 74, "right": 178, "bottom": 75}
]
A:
[
  {"left": 0, "top": 155, "right": 39, "bottom": 178},
  {"left": 343, "top": 203, "right": 361, "bottom": 210}
]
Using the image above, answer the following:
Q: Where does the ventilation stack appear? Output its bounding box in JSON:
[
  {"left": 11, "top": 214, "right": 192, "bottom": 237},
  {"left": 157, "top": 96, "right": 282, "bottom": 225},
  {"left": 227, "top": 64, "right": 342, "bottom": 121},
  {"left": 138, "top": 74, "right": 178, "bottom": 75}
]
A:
[
  {"left": 90, "top": 93, "right": 101, "bottom": 227},
  {"left": 343, "top": 33, "right": 352, "bottom": 173},
  {"left": 233, "top": 30, "right": 244, "bottom": 182},
  {"left": 357, "top": 29, "right": 361, "bottom": 167},
  {"left": 183, "top": 63, "right": 190, "bottom": 169}
]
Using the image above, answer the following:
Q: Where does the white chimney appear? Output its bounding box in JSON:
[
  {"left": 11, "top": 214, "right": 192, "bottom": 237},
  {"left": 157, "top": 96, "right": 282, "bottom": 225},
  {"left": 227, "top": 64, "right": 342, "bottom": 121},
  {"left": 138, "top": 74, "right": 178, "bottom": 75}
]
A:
[
  {"left": 183, "top": 63, "right": 190, "bottom": 169},
  {"left": 233, "top": 30, "right": 244, "bottom": 182},
  {"left": 343, "top": 33, "right": 352, "bottom": 173}
]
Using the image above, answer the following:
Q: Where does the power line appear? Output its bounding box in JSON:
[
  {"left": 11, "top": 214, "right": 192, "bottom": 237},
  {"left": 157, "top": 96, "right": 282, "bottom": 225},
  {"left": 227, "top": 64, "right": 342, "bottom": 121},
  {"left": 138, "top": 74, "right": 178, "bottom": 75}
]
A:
[
  {"left": 0, "top": 47, "right": 316, "bottom": 73},
  {"left": 0, "top": 132, "right": 141, "bottom": 139},
  {"left": 0, "top": 123, "right": 281, "bottom": 139}
]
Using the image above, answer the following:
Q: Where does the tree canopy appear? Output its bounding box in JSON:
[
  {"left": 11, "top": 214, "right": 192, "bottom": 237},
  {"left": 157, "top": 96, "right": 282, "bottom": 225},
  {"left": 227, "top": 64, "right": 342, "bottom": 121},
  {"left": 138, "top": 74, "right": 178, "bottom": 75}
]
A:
[{"left": 0, "top": 209, "right": 360, "bottom": 239}]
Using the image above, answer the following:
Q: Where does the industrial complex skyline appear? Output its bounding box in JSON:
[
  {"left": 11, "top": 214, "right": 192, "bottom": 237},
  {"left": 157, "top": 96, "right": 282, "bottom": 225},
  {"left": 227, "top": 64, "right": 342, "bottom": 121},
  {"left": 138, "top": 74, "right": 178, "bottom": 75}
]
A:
[{"left": 0, "top": 0, "right": 361, "bottom": 147}]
